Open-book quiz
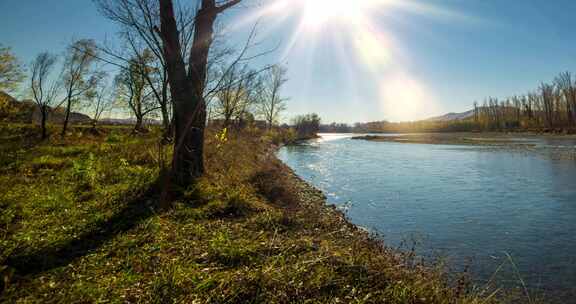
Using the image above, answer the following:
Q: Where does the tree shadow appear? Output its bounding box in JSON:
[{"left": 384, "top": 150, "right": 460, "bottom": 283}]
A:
[{"left": 5, "top": 181, "right": 162, "bottom": 277}]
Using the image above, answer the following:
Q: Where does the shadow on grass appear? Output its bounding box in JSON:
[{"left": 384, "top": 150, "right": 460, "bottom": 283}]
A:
[{"left": 5, "top": 181, "right": 162, "bottom": 277}]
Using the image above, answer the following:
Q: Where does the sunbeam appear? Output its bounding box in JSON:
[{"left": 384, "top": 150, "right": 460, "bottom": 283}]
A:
[{"left": 227, "top": 0, "right": 475, "bottom": 121}]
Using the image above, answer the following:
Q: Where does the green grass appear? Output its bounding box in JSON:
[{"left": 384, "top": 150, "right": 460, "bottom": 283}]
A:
[{"left": 0, "top": 123, "right": 511, "bottom": 303}]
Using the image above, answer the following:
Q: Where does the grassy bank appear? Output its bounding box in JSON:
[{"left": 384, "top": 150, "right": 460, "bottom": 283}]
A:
[{"left": 1, "top": 124, "right": 507, "bottom": 303}]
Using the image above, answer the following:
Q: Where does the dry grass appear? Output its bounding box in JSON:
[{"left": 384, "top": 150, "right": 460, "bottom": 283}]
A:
[{"left": 0, "top": 123, "right": 514, "bottom": 303}]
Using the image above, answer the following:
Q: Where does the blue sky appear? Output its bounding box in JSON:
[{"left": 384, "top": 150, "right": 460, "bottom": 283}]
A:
[{"left": 2, "top": 0, "right": 576, "bottom": 123}]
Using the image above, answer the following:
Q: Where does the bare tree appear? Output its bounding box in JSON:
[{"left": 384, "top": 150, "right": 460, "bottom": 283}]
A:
[
  {"left": 60, "top": 39, "right": 99, "bottom": 137},
  {"left": 555, "top": 72, "right": 576, "bottom": 126},
  {"left": 0, "top": 44, "right": 25, "bottom": 93},
  {"left": 472, "top": 71, "right": 576, "bottom": 132},
  {"left": 258, "top": 64, "right": 288, "bottom": 129},
  {"left": 293, "top": 113, "right": 321, "bottom": 139},
  {"left": 213, "top": 64, "right": 257, "bottom": 127},
  {"left": 125, "top": 32, "right": 173, "bottom": 133},
  {"left": 159, "top": 0, "right": 242, "bottom": 185},
  {"left": 30, "top": 52, "right": 60, "bottom": 140},
  {"left": 115, "top": 51, "right": 159, "bottom": 132},
  {"left": 473, "top": 101, "right": 479, "bottom": 124},
  {"left": 541, "top": 83, "right": 555, "bottom": 128},
  {"left": 93, "top": 0, "right": 197, "bottom": 135},
  {"left": 234, "top": 71, "right": 260, "bottom": 126},
  {"left": 85, "top": 72, "right": 115, "bottom": 130}
]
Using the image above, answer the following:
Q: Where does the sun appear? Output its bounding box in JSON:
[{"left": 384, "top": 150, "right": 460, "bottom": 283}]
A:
[
  {"left": 301, "top": 0, "right": 365, "bottom": 28},
  {"left": 228, "top": 0, "right": 470, "bottom": 121}
]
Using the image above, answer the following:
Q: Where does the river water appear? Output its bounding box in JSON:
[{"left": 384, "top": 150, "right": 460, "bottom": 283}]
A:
[{"left": 278, "top": 133, "right": 576, "bottom": 297}]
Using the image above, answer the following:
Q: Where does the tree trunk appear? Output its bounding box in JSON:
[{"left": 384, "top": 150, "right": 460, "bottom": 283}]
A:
[
  {"left": 267, "top": 117, "right": 273, "bottom": 130},
  {"left": 61, "top": 96, "right": 72, "bottom": 137},
  {"left": 41, "top": 106, "right": 48, "bottom": 140},
  {"left": 134, "top": 115, "right": 144, "bottom": 132},
  {"left": 161, "top": 73, "right": 171, "bottom": 134},
  {"left": 161, "top": 101, "right": 170, "bottom": 131},
  {"left": 160, "top": 0, "right": 222, "bottom": 186},
  {"left": 224, "top": 114, "right": 232, "bottom": 128},
  {"left": 172, "top": 96, "right": 206, "bottom": 184}
]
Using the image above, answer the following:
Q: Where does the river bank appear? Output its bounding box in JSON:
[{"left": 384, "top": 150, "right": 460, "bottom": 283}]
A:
[{"left": 0, "top": 124, "right": 520, "bottom": 303}]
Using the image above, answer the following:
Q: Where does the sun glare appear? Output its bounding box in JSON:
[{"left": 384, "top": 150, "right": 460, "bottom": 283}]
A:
[
  {"left": 302, "top": 0, "right": 364, "bottom": 28},
  {"left": 228, "top": 0, "right": 471, "bottom": 121}
]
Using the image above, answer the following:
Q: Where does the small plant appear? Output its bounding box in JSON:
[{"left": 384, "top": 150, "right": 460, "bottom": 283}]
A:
[
  {"left": 214, "top": 127, "right": 228, "bottom": 149},
  {"left": 149, "top": 264, "right": 182, "bottom": 304},
  {"left": 207, "top": 230, "right": 255, "bottom": 267},
  {"left": 72, "top": 153, "right": 98, "bottom": 189},
  {"left": 105, "top": 132, "right": 122, "bottom": 143}
]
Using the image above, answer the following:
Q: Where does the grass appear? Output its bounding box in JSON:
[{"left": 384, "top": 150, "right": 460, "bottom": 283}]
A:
[{"left": 0, "top": 123, "right": 510, "bottom": 303}]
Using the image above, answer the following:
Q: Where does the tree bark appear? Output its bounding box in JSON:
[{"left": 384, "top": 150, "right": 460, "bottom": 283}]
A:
[
  {"left": 61, "top": 95, "right": 72, "bottom": 137},
  {"left": 160, "top": 0, "right": 231, "bottom": 186},
  {"left": 134, "top": 115, "right": 144, "bottom": 132},
  {"left": 160, "top": 84, "right": 171, "bottom": 133},
  {"left": 41, "top": 106, "right": 48, "bottom": 140}
]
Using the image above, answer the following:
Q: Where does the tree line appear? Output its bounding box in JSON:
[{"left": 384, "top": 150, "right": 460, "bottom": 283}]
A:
[
  {"left": 319, "top": 72, "right": 576, "bottom": 134},
  {"left": 472, "top": 72, "right": 576, "bottom": 132},
  {"left": 1, "top": 39, "right": 290, "bottom": 140}
]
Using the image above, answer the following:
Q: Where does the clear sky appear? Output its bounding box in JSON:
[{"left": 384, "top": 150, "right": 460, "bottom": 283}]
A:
[{"left": 2, "top": 0, "right": 576, "bottom": 123}]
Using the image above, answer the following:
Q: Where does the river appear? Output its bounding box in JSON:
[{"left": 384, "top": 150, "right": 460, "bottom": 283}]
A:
[{"left": 278, "top": 133, "right": 576, "bottom": 299}]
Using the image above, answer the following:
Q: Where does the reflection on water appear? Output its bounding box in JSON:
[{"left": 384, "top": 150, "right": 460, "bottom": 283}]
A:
[{"left": 278, "top": 134, "right": 576, "bottom": 297}]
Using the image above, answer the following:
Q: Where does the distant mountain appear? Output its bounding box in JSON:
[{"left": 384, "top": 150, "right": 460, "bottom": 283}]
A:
[
  {"left": 0, "top": 91, "right": 91, "bottom": 124},
  {"left": 425, "top": 109, "right": 475, "bottom": 122},
  {"left": 40, "top": 107, "right": 92, "bottom": 124},
  {"left": 1, "top": 91, "right": 36, "bottom": 122},
  {"left": 100, "top": 118, "right": 137, "bottom": 125}
]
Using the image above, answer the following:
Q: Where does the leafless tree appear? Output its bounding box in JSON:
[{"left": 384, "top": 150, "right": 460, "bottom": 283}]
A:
[
  {"left": 93, "top": 0, "right": 197, "bottom": 135},
  {"left": 471, "top": 71, "right": 576, "bottom": 131},
  {"left": 158, "top": 0, "right": 243, "bottom": 185},
  {"left": 213, "top": 64, "right": 258, "bottom": 127},
  {"left": 258, "top": 64, "right": 288, "bottom": 129},
  {"left": 234, "top": 71, "right": 260, "bottom": 126},
  {"left": 115, "top": 51, "right": 159, "bottom": 132},
  {"left": 540, "top": 83, "right": 555, "bottom": 128},
  {"left": 555, "top": 72, "right": 576, "bottom": 126},
  {"left": 60, "top": 39, "right": 99, "bottom": 137},
  {"left": 473, "top": 101, "right": 479, "bottom": 124},
  {"left": 30, "top": 52, "right": 60, "bottom": 140},
  {"left": 85, "top": 72, "right": 115, "bottom": 130},
  {"left": 0, "top": 44, "right": 25, "bottom": 93},
  {"left": 293, "top": 113, "right": 321, "bottom": 139}
]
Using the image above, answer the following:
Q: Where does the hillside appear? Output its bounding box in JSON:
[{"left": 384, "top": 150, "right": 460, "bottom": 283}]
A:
[
  {"left": 0, "top": 91, "right": 36, "bottom": 123},
  {"left": 425, "top": 109, "right": 475, "bottom": 122},
  {"left": 0, "top": 91, "right": 91, "bottom": 124}
]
